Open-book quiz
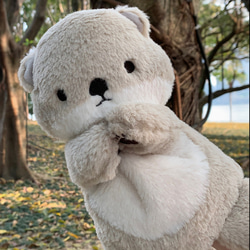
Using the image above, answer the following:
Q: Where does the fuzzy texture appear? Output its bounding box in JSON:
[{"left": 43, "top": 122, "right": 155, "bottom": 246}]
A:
[
  {"left": 215, "top": 178, "right": 249, "bottom": 250},
  {"left": 18, "top": 6, "right": 249, "bottom": 250}
]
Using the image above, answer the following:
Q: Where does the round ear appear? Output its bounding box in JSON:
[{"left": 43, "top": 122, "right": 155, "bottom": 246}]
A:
[
  {"left": 116, "top": 6, "right": 150, "bottom": 38},
  {"left": 18, "top": 48, "right": 36, "bottom": 93}
]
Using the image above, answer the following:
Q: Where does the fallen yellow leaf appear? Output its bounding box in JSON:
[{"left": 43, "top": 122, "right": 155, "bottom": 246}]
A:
[
  {"left": 12, "top": 234, "right": 21, "bottom": 239},
  {"left": 27, "top": 187, "right": 34, "bottom": 193},
  {"left": 43, "top": 189, "right": 51, "bottom": 195},
  {"left": 63, "top": 236, "right": 70, "bottom": 242},
  {"left": 12, "top": 220, "right": 18, "bottom": 227},
  {"left": 67, "top": 231, "right": 79, "bottom": 239},
  {"left": 83, "top": 222, "right": 91, "bottom": 230},
  {"left": 40, "top": 202, "right": 66, "bottom": 209}
]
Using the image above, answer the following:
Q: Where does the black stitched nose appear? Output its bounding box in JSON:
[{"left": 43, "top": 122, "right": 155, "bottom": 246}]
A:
[{"left": 89, "top": 78, "right": 108, "bottom": 98}]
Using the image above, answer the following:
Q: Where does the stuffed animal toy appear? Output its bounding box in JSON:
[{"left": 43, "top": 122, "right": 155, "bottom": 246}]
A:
[{"left": 18, "top": 6, "right": 249, "bottom": 250}]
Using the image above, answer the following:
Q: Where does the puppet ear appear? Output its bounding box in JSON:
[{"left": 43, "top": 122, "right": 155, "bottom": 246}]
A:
[
  {"left": 18, "top": 48, "right": 36, "bottom": 93},
  {"left": 116, "top": 6, "right": 150, "bottom": 38}
]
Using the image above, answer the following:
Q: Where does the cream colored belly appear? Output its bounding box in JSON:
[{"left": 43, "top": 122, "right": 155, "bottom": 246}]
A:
[{"left": 86, "top": 137, "right": 209, "bottom": 240}]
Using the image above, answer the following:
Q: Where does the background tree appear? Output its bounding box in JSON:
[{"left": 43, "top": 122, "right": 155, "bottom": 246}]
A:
[
  {"left": 0, "top": 0, "right": 47, "bottom": 180},
  {"left": 199, "top": 1, "right": 249, "bottom": 111},
  {"left": 0, "top": 0, "right": 91, "bottom": 180}
]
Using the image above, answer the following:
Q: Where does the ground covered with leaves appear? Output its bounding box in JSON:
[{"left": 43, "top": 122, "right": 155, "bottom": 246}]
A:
[
  {"left": 202, "top": 122, "right": 249, "bottom": 177},
  {"left": 0, "top": 121, "right": 249, "bottom": 249},
  {"left": 0, "top": 122, "right": 102, "bottom": 250}
]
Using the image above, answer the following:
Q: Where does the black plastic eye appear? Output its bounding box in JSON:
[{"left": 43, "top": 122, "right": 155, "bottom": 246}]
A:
[
  {"left": 57, "top": 89, "right": 67, "bottom": 101},
  {"left": 124, "top": 61, "right": 135, "bottom": 73}
]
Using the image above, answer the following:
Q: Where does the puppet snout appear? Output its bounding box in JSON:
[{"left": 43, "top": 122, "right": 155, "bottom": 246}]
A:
[{"left": 89, "top": 78, "right": 111, "bottom": 107}]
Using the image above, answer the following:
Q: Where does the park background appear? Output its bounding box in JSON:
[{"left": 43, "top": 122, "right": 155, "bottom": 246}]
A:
[{"left": 203, "top": 59, "right": 249, "bottom": 122}]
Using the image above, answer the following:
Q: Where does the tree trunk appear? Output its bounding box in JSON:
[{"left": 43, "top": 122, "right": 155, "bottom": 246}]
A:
[
  {"left": 0, "top": 0, "right": 33, "bottom": 180},
  {"left": 91, "top": 0, "right": 202, "bottom": 126},
  {"left": 147, "top": 0, "right": 202, "bottom": 126},
  {"left": 0, "top": 0, "right": 47, "bottom": 180},
  {"left": 0, "top": 50, "right": 33, "bottom": 180}
]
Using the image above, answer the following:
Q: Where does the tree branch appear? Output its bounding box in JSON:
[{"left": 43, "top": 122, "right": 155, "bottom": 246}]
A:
[
  {"left": 211, "top": 55, "right": 249, "bottom": 70},
  {"left": 207, "top": 28, "right": 236, "bottom": 64},
  {"left": 210, "top": 46, "right": 237, "bottom": 66},
  {"left": 218, "top": 56, "right": 249, "bottom": 61},
  {"left": 5, "top": 0, "right": 21, "bottom": 30},
  {"left": 200, "top": 84, "right": 250, "bottom": 107},
  {"left": 202, "top": 31, "right": 221, "bottom": 39},
  {"left": 46, "top": 6, "right": 56, "bottom": 25},
  {"left": 0, "top": 65, "right": 7, "bottom": 144},
  {"left": 207, "top": 23, "right": 248, "bottom": 64},
  {"left": 0, "top": 0, "right": 21, "bottom": 58},
  {"left": 0, "top": 0, "right": 10, "bottom": 34},
  {"left": 200, "top": 6, "right": 235, "bottom": 32},
  {"left": 20, "top": 0, "right": 48, "bottom": 44}
]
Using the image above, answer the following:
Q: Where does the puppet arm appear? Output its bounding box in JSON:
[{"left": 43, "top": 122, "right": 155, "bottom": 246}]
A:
[
  {"left": 65, "top": 121, "right": 121, "bottom": 188},
  {"left": 107, "top": 103, "right": 181, "bottom": 150}
]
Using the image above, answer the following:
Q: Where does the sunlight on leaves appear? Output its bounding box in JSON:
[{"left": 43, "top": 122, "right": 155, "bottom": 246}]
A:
[{"left": 1, "top": 121, "right": 248, "bottom": 250}]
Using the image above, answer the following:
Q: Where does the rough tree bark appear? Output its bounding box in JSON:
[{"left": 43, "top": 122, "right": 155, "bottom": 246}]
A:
[
  {"left": 0, "top": 0, "right": 30, "bottom": 179},
  {"left": 0, "top": 0, "right": 47, "bottom": 180},
  {"left": 91, "top": 0, "right": 202, "bottom": 126}
]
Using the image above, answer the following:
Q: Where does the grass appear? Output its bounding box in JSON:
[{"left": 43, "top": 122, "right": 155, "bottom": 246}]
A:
[
  {"left": 0, "top": 121, "right": 249, "bottom": 249},
  {"left": 202, "top": 122, "right": 249, "bottom": 177}
]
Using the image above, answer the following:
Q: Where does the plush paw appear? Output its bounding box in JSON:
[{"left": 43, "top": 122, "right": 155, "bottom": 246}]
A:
[
  {"left": 107, "top": 103, "right": 175, "bottom": 146},
  {"left": 65, "top": 122, "right": 121, "bottom": 187},
  {"left": 107, "top": 104, "right": 149, "bottom": 145}
]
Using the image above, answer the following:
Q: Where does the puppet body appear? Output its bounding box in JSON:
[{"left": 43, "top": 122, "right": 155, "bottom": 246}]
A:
[{"left": 18, "top": 7, "right": 249, "bottom": 250}]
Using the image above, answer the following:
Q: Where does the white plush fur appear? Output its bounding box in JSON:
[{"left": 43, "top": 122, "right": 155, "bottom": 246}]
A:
[
  {"left": 18, "top": 47, "right": 36, "bottom": 92},
  {"left": 87, "top": 135, "right": 209, "bottom": 239},
  {"left": 18, "top": 6, "right": 249, "bottom": 250},
  {"left": 53, "top": 96, "right": 113, "bottom": 140},
  {"left": 54, "top": 77, "right": 172, "bottom": 140}
]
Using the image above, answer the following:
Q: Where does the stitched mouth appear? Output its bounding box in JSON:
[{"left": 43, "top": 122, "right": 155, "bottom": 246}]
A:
[
  {"left": 96, "top": 97, "right": 112, "bottom": 107},
  {"left": 119, "top": 138, "right": 138, "bottom": 144}
]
